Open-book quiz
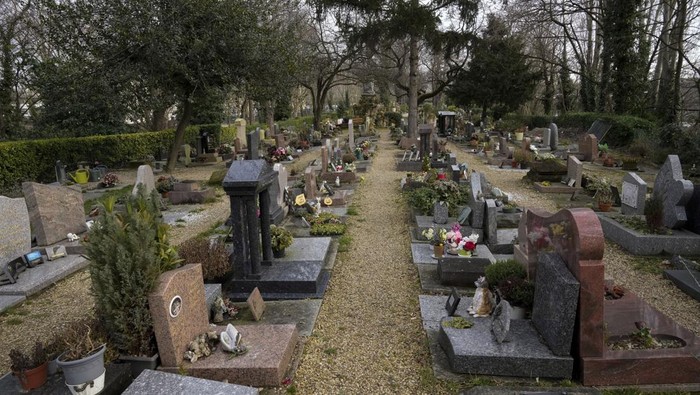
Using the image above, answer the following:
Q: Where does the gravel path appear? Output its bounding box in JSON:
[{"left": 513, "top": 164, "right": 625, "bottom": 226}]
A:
[{"left": 293, "top": 132, "right": 446, "bottom": 394}]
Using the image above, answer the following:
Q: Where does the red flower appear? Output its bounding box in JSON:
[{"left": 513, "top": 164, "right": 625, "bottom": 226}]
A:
[{"left": 464, "top": 241, "right": 476, "bottom": 251}]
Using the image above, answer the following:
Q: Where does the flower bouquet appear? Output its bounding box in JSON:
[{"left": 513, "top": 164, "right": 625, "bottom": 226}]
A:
[
  {"left": 445, "top": 223, "right": 479, "bottom": 257},
  {"left": 101, "top": 172, "right": 119, "bottom": 188},
  {"left": 421, "top": 226, "right": 447, "bottom": 246}
]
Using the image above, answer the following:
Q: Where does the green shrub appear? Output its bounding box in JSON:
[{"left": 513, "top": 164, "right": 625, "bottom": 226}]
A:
[
  {"left": 404, "top": 187, "right": 438, "bottom": 215},
  {"left": 485, "top": 259, "right": 526, "bottom": 289},
  {"left": 671, "top": 123, "right": 700, "bottom": 168},
  {"left": 310, "top": 223, "right": 347, "bottom": 236}
]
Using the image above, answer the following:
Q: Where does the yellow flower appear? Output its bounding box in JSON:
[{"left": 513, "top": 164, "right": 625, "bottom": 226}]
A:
[{"left": 295, "top": 194, "right": 306, "bottom": 206}]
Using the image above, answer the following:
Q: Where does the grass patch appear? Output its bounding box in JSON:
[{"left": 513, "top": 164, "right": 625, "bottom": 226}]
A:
[
  {"left": 189, "top": 207, "right": 205, "bottom": 214},
  {"left": 6, "top": 317, "right": 23, "bottom": 325},
  {"left": 196, "top": 220, "right": 227, "bottom": 239},
  {"left": 337, "top": 235, "right": 352, "bottom": 252},
  {"left": 323, "top": 347, "right": 337, "bottom": 356},
  {"left": 286, "top": 384, "right": 297, "bottom": 395},
  {"left": 346, "top": 205, "right": 359, "bottom": 215},
  {"left": 463, "top": 376, "right": 496, "bottom": 387},
  {"left": 632, "top": 257, "right": 667, "bottom": 275}
]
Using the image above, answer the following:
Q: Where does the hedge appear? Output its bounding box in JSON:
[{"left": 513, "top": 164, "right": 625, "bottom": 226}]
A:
[
  {"left": 503, "top": 112, "right": 656, "bottom": 147},
  {"left": 0, "top": 124, "right": 223, "bottom": 195}
]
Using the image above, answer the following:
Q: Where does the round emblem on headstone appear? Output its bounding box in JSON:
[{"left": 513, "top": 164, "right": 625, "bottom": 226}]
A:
[{"left": 169, "top": 295, "right": 183, "bottom": 318}]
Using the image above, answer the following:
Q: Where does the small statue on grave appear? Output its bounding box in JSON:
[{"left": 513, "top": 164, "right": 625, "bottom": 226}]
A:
[
  {"left": 468, "top": 276, "right": 495, "bottom": 317},
  {"left": 220, "top": 323, "right": 248, "bottom": 355}
]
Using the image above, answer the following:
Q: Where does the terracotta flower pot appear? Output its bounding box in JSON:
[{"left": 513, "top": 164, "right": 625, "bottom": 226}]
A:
[
  {"left": 14, "top": 361, "right": 48, "bottom": 391},
  {"left": 598, "top": 201, "right": 612, "bottom": 212}
]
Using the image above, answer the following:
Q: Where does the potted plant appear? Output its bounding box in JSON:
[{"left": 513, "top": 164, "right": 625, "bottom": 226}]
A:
[
  {"left": 497, "top": 276, "right": 535, "bottom": 318},
  {"left": 270, "top": 225, "right": 293, "bottom": 258},
  {"left": 10, "top": 341, "right": 49, "bottom": 391},
  {"left": 56, "top": 317, "right": 113, "bottom": 394},
  {"left": 513, "top": 148, "right": 532, "bottom": 169},
  {"left": 502, "top": 202, "right": 518, "bottom": 213},
  {"left": 100, "top": 172, "right": 119, "bottom": 188},
  {"left": 585, "top": 175, "right": 614, "bottom": 211},
  {"left": 156, "top": 175, "right": 178, "bottom": 197},
  {"left": 85, "top": 189, "right": 182, "bottom": 377},
  {"left": 422, "top": 226, "right": 447, "bottom": 258}
]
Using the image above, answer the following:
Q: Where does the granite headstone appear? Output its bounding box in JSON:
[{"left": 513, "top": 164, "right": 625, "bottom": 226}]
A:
[
  {"left": 433, "top": 201, "right": 449, "bottom": 224},
  {"left": 132, "top": 165, "right": 156, "bottom": 196},
  {"left": 491, "top": 300, "right": 512, "bottom": 344},
  {"left": 549, "top": 122, "right": 558, "bottom": 150},
  {"left": 22, "top": 182, "right": 87, "bottom": 246},
  {"left": 581, "top": 134, "right": 598, "bottom": 162},
  {"left": 566, "top": 156, "right": 583, "bottom": 187},
  {"left": 0, "top": 196, "right": 30, "bottom": 265},
  {"left": 621, "top": 172, "right": 647, "bottom": 215},
  {"left": 653, "top": 155, "right": 694, "bottom": 229}
]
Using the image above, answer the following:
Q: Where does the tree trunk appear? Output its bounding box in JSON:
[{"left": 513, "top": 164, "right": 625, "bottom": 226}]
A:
[
  {"left": 670, "top": 0, "right": 687, "bottom": 124},
  {"left": 407, "top": 34, "right": 419, "bottom": 138},
  {"left": 165, "top": 99, "right": 194, "bottom": 173},
  {"left": 266, "top": 100, "right": 275, "bottom": 137},
  {"left": 151, "top": 107, "right": 168, "bottom": 131}
]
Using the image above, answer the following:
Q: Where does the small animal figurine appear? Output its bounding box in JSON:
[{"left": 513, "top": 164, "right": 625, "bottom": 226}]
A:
[{"left": 468, "top": 276, "right": 495, "bottom": 317}]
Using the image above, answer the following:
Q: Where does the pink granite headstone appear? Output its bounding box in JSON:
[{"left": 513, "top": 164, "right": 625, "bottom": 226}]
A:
[
  {"left": 581, "top": 134, "right": 598, "bottom": 162},
  {"left": 21, "top": 182, "right": 87, "bottom": 246},
  {"left": 149, "top": 264, "right": 209, "bottom": 367},
  {"left": 246, "top": 287, "right": 266, "bottom": 321}
]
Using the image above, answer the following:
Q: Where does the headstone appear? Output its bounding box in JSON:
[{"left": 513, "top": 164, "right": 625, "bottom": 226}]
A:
[
  {"left": 542, "top": 129, "right": 551, "bottom": 148},
  {"left": 325, "top": 138, "right": 332, "bottom": 154},
  {"left": 621, "top": 172, "right": 647, "bottom": 215},
  {"left": 246, "top": 129, "right": 260, "bottom": 160},
  {"left": 470, "top": 172, "right": 483, "bottom": 202},
  {"left": 321, "top": 147, "right": 329, "bottom": 174},
  {"left": 418, "top": 125, "right": 432, "bottom": 160},
  {"left": 686, "top": 185, "right": 700, "bottom": 234},
  {"left": 274, "top": 134, "right": 285, "bottom": 149},
  {"left": 451, "top": 165, "right": 461, "bottom": 183},
  {"left": 123, "top": 370, "right": 259, "bottom": 395},
  {"left": 21, "top": 182, "right": 87, "bottom": 246},
  {"left": 581, "top": 134, "right": 598, "bottom": 162},
  {"left": 131, "top": 165, "right": 156, "bottom": 196},
  {"left": 531, "top": 253, "right": 580, "bottom": 356},
  {"left": 466, "top": 123, "right": 475, "bottom": 137},
  {"left": 181, "top": 144, "right": 192, "bottom": 166},
  {"left": 485, "top": 199, "right": 498, "bottom": 245},
  {"left": 432, "top": 133, "right": 439, "bottom": 159},
  {"left": 55, "top": 160, "right": 67, "bottom": 185},
  {"left": 499, "top": 137, "right": 508, "bottom": 156},
  {"left": 304, "top": 168, "right": 317, "bottom": 200},
  {"left": 549, "top": 122, "right": 558, "bottom": 150},
  {"left": 348, "top": 119, "right": 354, "bottom": 149},
  {"left": 457, "top": 206, "right": 472, "bottom": 226},
  {"left": 653, "top": 155, "right": 694, "bottom": 229},
  {"left": 433, "top": 201, "right": 449, "bottom": 224},
  {"left": 246, "top": 287, "right": 266, "bottom": 321},
  {"left": 234, "top": 138, "right": 242, "bottom": 154},
  {"left": 0, "top": 196, "right": 30, "bottom": 266},
  {"left": 149, "top": 264, "right": 210, "bottom": 367},
  {"left": 588, "top": 120, "right": 612, "bottom": 142},
  {"left": 445, "top": 288, "right": 461, "bottom": 316},
  {"left": 566, "top": 156, "right": 583, "bottom": 188},
  {"left": 491, "top": 300, "right": 512, "bottom": 344},
  {"left": 235, "top": 118, "right": 247, "bottom": 144}
]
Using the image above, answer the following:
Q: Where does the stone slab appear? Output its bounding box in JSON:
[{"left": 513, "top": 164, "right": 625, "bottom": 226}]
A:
[
  {"left": 22, "top": 182, "right": 87, "bottom": 246},
  {"left": 274, "top": 237, "right": 331, "bottom": 263},
  {"left": 416, "top": 264, "right": 475, "bottom": 294},
  {"left": 438, "top": 317, "right": 573, "bottom": 378},
  {"left": 204, "top": 283, "right": 222, "bottom": 311},
  {"left": 533, "top": 182, "right": 581, "bottom": 194},
  {"left": 415, "top": 215, "right": 457, "bottom": 229},
  {"left": 160, "top": 324, "right": 298, "bottom": 387},
  {"left": 232, "top": 299, "right": 321, "bottom": 337},
  {"left": 0, "top": 196, "right": 30, "bottom": 266},
  {"left": 531, "top": 253, "right": 580, "bottom": 356},
  {"left": 411, "top": 243, "right": 439, "bottom": 265},
  {"left": 0, "top": 294, "right": 26, "bottom": 313},
  {"left": 226, "top": 261, "right": 329, "bottom": 300},
  {"left": 0, "top": 254, "right": 88, "bottom": 296},
  {"left": 123, "top": 369, "right": 259, "bottom": 394},
  {"left": 247, "top": 287, "right": 266, "bottom": 321},
  {"left": 437, "top": 245, "right": 496, "bottom": 286},
  {"left": 598, "top": 214, "right": 700, "bottom": 255},
  {"left": 663, "top": 270, "right": 700, "bottom": 302}
]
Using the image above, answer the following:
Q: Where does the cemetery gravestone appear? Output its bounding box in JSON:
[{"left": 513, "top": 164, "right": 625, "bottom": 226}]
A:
[
  {"left": 445, "top": 288, "right": 461, "bottom": 316},
  {"left": 499, "top": 137, "right": 508, "bottom": 156},
  {"left": 321, "top": 147, "right": 329, "bottom": 174},
  {"left": 246, "top": 287, "right": 266, "bottom": 321},
  {"left": 348, "top": 119, "right": 354, "bottom": 149},
  {"left": 131, "top": 165, "right": 156, "bottom": 196},
  {"left": 149, "top": 264, "right": 210, "bottom": 367},
  {"left": 418, "top": 125, "right": 432, "bottom": 160},
  {"left": 22, "top": 182, "right": 87, "bottom": 246},
  {"left": 491, "top": 300, "right": 512, "bottom": 344},
  {"left": 0, "top": 196, "right": 31, "bottom": 268},
  {"left": 589, "top": 120, "right": 612, "bottom": 142},
  {"left": 304, "top": 168, "right": 317, "bottom": 200},
  {"left": 246, "top": 129, "right": 260, "bottom": 160},
  {"left": 581, "top": 134, "right": 598, "bottom": 162},
  {"left": 686, "top": 185, "right": 700, "bottom": 234},
  {"left": 621, "top": 172, "right": 647, "bottom": 215},
  {"left": 653, "top": 155, "right": 694, "bottom": 229},
  {"left": 567, "top": 156, "right": 583, "bottom": 187},
  {"left": 485, "top": 199, "right": 498, "bottom": 245},
  {"left": 542, "top": 129, "right": 551, "bottom": 148},
  {"left": 549, "top": 122, "right": 558, "bottom": 150},
  {"left": 523, "top": 137, "right": 532, "bottom": 153},
  {"left": 433, "top": 201, "right": 449, "bottom": 224},
  {"left": 235, "top": 118, "right": 247, "bottom": 144}
]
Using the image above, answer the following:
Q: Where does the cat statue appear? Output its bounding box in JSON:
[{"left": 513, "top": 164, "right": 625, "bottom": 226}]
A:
[{"left": 468, "top": 276, "right": 496, "bottom": 317}]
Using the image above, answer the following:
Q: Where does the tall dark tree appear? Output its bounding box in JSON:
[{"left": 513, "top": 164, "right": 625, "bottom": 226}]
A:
[
  {"left": 312, "top": 0, "right": 477, "bottom": 137},
  {"left": 448, "top": 15, "right": 538, "bottom": 122}
]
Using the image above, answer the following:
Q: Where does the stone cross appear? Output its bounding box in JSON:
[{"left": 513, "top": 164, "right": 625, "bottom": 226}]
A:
[
  {"left": 653, "top": 155, "right": 693, "bottom": 229},
  {"left": 621, "top": 172, "right": 647, "bottom": 215}
]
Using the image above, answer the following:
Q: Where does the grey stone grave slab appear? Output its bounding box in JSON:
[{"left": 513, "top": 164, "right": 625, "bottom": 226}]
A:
[
  {"left": 0, "top": 255, "right": 88, "bottom": 297},
  {"left": 412, "top": 243, "right": 438, "bottom": 265},
  {"left": 588, "top": 120, "right": 612, "bottom": 142},
  {"left": 123, "top": 369, "right": 258, "bottom": 395},
  {"left": 621, "top": 172, "right": 647, "bottom": 215},
  {"left": 485, "top": 199, "right": 498, "bottom": 246},
  {"left": 415, "top": 216, "right": 456, "bottom": 230},
  {"left": 653, "top": 155, "right": 694, "bottom": 229},
  {"left": 663, "top": 270, "right": 700, "bottom": 302},
  {"left": 0, "top": 294, "right": 26, "bottom": 313},
  {"left": 446, "top": 288, "right": 461, "bottom": 316},
  {"left": 0, "top": 196, "right": 30, "bottom": 267},
  {"left": 204, "top": 283, "right": 221, "bottom": 311},
  {"left": 567, "top": 156, "right": 583, "bottom": 188},
  {"left": 491, "top": 300, "right": 512, "bottom": 344},
  {"left": 231, "top": 299, "right": 321, "bottom": 337},
  {"left": 469, "top": 200, "right": 486, "bottom": 229},
  {"left": 437, "top": 245, "right": 496, "bottom": 286},
  {"left": 531, "top": 253, "right": 580, "bottom": 356},
  {"left": 246, "top": 129, "right": 260, "bottom": 160},
  {"left": 686, "top": 184, "right": 700, "bottom": 234},
  {"left": 598, "top": 214, "right": 700, "bottom": 255},
  {"left": 671, "top": 255, "right": 700, "bottom": 271},
  {"left": 416, "top": 264, "right": 476, "bottom": 294},
  {"left": 464, "top": 386, "right": 601, "bottom": 395},
  {"left": 438, "top": 316, "right": 573, "bottom": 378},
  {"left": 274, "top": 237, "right": 331, "bottom": 263},
  {"left": 470, "top": 172, "right": 482, "bottom": 202},
  {"left": 433, "top": 201, "right": 449, "bottom": 224}
]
